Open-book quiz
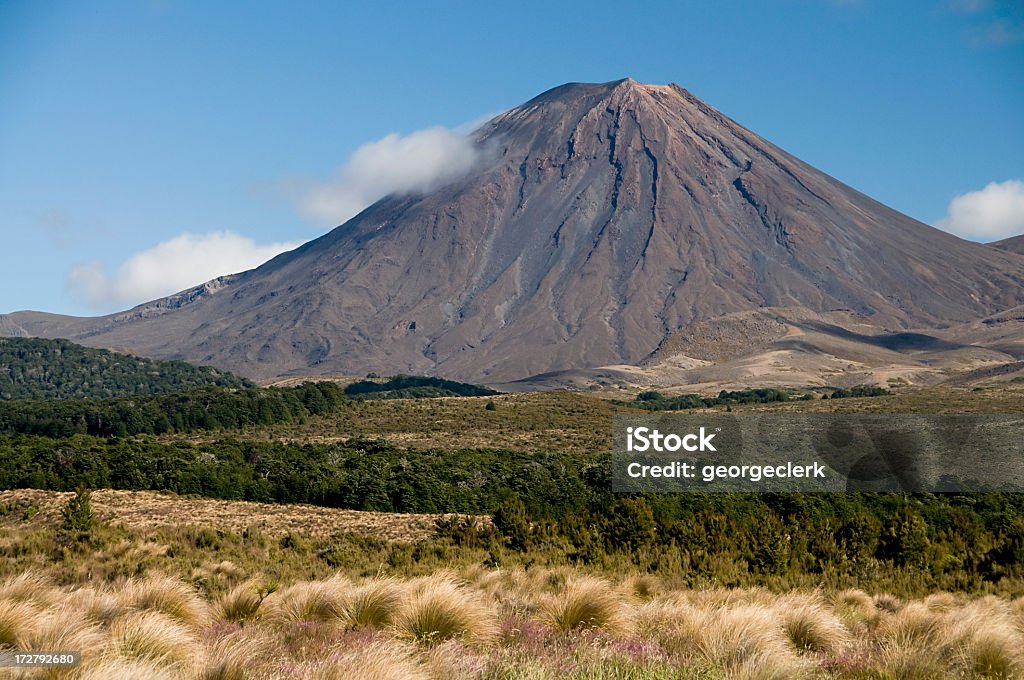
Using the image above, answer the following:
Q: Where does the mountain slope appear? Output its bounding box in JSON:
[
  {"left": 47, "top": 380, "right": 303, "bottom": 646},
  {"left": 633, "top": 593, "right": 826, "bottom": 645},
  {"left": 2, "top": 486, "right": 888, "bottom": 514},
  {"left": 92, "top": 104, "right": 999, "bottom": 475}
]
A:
[
  {"left": 992, "top": 234, "right": 1024, "bottom": 255},
  {"left": 6, "top": 79, "right": 1024, "bottom": 382}
]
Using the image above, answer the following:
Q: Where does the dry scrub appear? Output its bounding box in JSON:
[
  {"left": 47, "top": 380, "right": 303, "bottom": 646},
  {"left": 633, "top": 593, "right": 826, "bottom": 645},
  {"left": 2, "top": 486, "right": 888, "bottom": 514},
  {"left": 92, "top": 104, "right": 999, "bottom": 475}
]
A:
[
  {"left": 1, "top": 569, "right": 1023, "bottom": 679},
  {"left": 0, "top": 489, "right": 476, "bottom": 542}
]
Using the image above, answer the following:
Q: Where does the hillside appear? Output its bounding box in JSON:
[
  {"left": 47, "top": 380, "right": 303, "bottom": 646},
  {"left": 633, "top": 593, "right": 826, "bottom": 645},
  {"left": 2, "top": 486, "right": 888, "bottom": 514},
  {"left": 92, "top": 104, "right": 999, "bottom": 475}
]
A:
[
  {"left": 5, "top": 79, "right": 1024, "bottom": 383},
  {"left": 0, "top": 336, "right": 251, "bottom": 400},
  {"left": 993, "top": 234, "right": 1024, "bottom": 255}
]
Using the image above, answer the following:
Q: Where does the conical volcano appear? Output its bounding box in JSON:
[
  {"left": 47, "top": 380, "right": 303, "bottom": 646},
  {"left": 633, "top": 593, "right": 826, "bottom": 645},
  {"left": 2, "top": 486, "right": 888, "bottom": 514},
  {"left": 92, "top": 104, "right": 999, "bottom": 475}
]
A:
[{"left": 7, "top": 79, "right": 1024, "bottom": 382}]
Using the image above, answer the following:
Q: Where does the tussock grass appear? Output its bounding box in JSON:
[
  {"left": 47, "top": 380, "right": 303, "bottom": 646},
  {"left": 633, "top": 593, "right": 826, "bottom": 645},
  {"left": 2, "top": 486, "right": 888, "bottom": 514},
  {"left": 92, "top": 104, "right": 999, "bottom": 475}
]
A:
[
  {"left": 695, "top": 603, "right": 805, "bottom": 678},
  {"left": 310, "top": 640, "right": 429, "bottom": 680},
  {"left": 941, "top": 598, "right": 1023, "bottom": 678},
  {"left": 200, "top": 633, "right": 260, "bottom": 680},
  {"left": 18, "top": 605, "right": 106, "bottom": 659},
  {"left": 923, "top": 591, "right": 961, "bottom": 612},
  {"left": 118, "top": 573, "right": 210, "bottom": 628},
  {"left": 778, "top": 595, "right": 851, "bottom": 655},
  {"left": 110, "top": 610, "right": 197, "bottom": 669},
  {"left": 78, "top": 657, "right": 179, "bottom": 680},
  {"left": 0, "top": 598, "right": 41, "bottom": 647},
  {"left": 0, "top": 571, "right": 57, "bottom": 605},
  {"left": 64, "top": 587, "right": 124, "bottom": 626},
  {"left": 265, "top": 576, "right": 349, "bottom": 625},
  {"left": 831, "top": 588, "right": 879, "bottom": 626},
  {"left": 394, "top": 575, "right": 497, "bottom": 645},
  {"left": 873, "top": 592, "right": 902, "bottom": 613},
  {"left": 344, "top": 577, "right": 403, "bottom": 628},
  {"left": 878, "top": 601, "right": 939, "bottom": 647},
  {"left": 621, "top": 574, "right": 660, "bottom": 601},
  {"left": 215, "top": 580, "right": 265, "bottom": 623},
  {"left": 2, "top": 565, "right": 1024, "bottom": 678},
  {"left": 541, "top": 576, "right": 629, "bottom": 635}
]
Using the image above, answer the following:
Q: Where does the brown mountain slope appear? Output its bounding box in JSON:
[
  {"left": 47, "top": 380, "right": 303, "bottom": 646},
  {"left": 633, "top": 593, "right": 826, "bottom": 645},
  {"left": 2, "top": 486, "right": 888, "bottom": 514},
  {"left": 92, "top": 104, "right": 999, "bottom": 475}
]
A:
[
  {"left": 992, "top": 234, "right": 1024, "bottom": 255},
  {"left": 6, "top": 79, "right": 1024, "bottom": 382}
]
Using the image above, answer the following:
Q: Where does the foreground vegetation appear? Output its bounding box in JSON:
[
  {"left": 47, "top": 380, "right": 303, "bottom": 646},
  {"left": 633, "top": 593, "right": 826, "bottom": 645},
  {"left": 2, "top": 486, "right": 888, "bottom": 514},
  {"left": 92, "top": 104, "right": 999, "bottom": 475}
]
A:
[
  {"left": 4, "top": 560, "right": 1024, "bottom": 678},
  {"left": 0, "top": 337, "right": 250, "bottom": 401},
  {"left": 1, "top": 490, "right": 1023, "bottom": 678}
]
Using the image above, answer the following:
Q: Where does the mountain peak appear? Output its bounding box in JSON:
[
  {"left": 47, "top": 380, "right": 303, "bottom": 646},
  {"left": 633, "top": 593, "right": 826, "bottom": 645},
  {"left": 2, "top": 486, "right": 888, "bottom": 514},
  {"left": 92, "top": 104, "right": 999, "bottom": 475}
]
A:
[{"left": 9, "top": 80, "right": 1024, "bottom": 382}]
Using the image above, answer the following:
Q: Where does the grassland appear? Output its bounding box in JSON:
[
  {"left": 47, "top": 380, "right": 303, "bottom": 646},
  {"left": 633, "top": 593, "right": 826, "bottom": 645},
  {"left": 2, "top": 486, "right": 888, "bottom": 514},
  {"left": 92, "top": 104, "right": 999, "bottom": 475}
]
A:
[
  {"left": 3, "top": 384, "right": 1024, "bottom": 677},
  {"left": 0, "top": 489, "right": 471, "bottom": 542},
  {"left": 4, "top": 565, "right": 1024, "bottom": 679},
  {"left": 154, "top": 383, "right": 1024, "bottom": 455}
]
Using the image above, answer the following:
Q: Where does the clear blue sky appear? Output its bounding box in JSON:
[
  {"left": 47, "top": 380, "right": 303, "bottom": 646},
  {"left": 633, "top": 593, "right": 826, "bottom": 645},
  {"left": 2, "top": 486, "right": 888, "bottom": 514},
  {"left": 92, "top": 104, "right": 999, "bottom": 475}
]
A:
[{"left": 1, "top": 0, "right": 1022, "bottom": 316}]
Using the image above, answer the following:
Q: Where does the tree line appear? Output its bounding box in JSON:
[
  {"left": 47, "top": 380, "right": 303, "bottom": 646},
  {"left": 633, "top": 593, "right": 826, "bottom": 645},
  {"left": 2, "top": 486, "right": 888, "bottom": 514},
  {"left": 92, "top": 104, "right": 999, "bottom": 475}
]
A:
[
  {"left": 0, "top": 337, "right": 251, "bottom": 401},
  {"left": 0, "top": 382, "right": 347, "bottom": 437},
  {"left": 1, "top": 432, "right": 1021, "bottom": 589}
]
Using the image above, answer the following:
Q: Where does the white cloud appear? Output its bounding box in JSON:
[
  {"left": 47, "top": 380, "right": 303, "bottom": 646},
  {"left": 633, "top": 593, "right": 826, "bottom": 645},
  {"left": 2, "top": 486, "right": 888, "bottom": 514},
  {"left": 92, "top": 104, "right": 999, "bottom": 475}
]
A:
[
  {"left": 935, "top": 179, "right": 1024, "bottom": 242},
  {"left": 66, "top": 231, "right": 302, "bottom": 312},
  {"left": 298, "top": 126, "right": 482, "bottom": 226}
]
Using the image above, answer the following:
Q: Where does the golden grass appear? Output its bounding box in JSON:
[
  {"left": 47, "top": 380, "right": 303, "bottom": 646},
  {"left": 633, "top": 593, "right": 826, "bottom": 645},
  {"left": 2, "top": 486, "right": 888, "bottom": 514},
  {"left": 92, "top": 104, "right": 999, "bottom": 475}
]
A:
[
  {"left": 0, "top": 597, "right": 41, "bottom": 647},
  {"left": 1, "top": 567, "right": 1023, "bottom": 679},
  {"left": 77, "top": 657, "right": 180, "bottom": 680},
  {"left": 215, "top": 580, "right": 266, "bottom": 623},
  {"left": 344, "top": 577, "right": 404, "bottom": 629},
  {"left": 541, "top": 576, "right": 630, "bottom": 635},
  {"left": 110, "top": 610, "right": 197, "bottom": 670},
  {"left": 265, "top": 577, "right": 350, "bottom": 625},
  {"left": 117, "top": 572, "right": 211, "bottom": 628},
  {"left": 694, "top": 603, "right": 805, "bottom": 678},
  {"left": 778, "top": 596, "right": 851, "bottom": 655},
  {"left": 394, "top": 575, "right": 498, "bottom": 646},
  {"left": 0, "top": 488, "right": 477, "bottom": 542},
  {"left": 830, "top": 588, "right": 879, "bottom": 626}
]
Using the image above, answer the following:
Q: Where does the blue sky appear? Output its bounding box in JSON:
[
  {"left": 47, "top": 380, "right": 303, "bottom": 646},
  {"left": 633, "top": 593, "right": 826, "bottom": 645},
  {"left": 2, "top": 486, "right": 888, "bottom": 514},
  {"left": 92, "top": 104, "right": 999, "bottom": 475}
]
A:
[{"left": 1, "top": 0, "right": 1022, "bottom": 316}]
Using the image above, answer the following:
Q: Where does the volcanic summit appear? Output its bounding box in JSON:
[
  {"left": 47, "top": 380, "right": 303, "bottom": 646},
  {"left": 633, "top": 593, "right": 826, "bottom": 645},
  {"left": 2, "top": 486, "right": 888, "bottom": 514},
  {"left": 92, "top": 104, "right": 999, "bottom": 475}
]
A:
[{"left": 5, "top": 79, "right": 1024, "bottom": 383}]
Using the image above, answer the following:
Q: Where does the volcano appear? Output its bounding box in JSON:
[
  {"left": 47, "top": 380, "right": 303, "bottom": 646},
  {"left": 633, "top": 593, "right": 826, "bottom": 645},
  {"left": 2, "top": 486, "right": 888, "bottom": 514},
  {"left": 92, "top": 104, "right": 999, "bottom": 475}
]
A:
[{"left": 5, "top": 79, "right": 1024, "bottom": 382}]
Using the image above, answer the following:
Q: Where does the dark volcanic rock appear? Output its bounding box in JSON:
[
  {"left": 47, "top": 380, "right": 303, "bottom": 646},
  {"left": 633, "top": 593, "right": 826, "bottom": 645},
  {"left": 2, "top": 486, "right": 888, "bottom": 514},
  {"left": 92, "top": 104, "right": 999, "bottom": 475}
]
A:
[{"left": 9, "top": 80, "right": 1024, "bottom": 381}]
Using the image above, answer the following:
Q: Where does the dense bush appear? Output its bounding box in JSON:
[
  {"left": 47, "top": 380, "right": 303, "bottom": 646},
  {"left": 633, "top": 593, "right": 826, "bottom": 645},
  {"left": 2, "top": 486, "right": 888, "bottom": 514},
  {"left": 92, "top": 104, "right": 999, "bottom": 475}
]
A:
[
  {"left": 344, "top": 375, "right": 499, "bottom": 399},
  {"left": 828, "top": 385, "right": 891, "bottom": 399},
  {"left": 0, "top": 382, "right": 347, "bottom": 437},
  {"left": 1, "top": 432, "right": 1022, "bottom": 589},
  {"left": 0, "top": 337, "right": 251, "bottom": 400},
  {"left": 615, "top": 386, "right": 889, "bottom": 411}
]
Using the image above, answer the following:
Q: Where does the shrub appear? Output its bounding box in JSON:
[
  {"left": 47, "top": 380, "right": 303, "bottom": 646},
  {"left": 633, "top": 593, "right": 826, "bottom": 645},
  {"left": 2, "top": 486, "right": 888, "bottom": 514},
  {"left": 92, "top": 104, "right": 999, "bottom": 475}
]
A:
[{"left": 61, "top": 485, "right": 96, "bottom": 537}]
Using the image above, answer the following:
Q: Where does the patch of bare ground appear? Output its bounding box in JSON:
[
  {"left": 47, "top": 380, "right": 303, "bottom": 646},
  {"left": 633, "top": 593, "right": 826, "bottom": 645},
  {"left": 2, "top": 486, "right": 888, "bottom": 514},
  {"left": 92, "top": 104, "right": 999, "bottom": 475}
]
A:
[{"left": 0, "top": 489, "right": 477, "bottom": 542}]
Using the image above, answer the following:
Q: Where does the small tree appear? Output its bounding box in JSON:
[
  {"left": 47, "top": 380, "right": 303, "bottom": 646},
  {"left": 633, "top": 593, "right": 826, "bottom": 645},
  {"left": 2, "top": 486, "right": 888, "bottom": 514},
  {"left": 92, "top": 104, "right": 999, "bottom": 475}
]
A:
[
  {"left": 61, "top": 485, "right": 95, "bottom": 537},
  {"left": 604, "top": 497, "right": 656, "bottom": 553},
  {"left": 493, "top": 498, "right": 531, "bottom": 552}
]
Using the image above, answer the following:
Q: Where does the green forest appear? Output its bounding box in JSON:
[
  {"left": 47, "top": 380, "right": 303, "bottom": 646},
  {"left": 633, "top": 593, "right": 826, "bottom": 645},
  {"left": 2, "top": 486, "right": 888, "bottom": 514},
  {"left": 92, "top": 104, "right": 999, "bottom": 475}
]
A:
[
  {"left": 344, "top": 375, "right": 500, "bottom": 399},
  {"left": 0, "top": 337, "right": 251, "bottom": 400},
  {"left": 614, "top": 386, "right": 891, "bottom": 411},
  {"left": 0, "top": 382, "right": 347, "bottom": 438},
  {"left": 2, "top": 431, "right": 1022, "bottom": 592}
]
